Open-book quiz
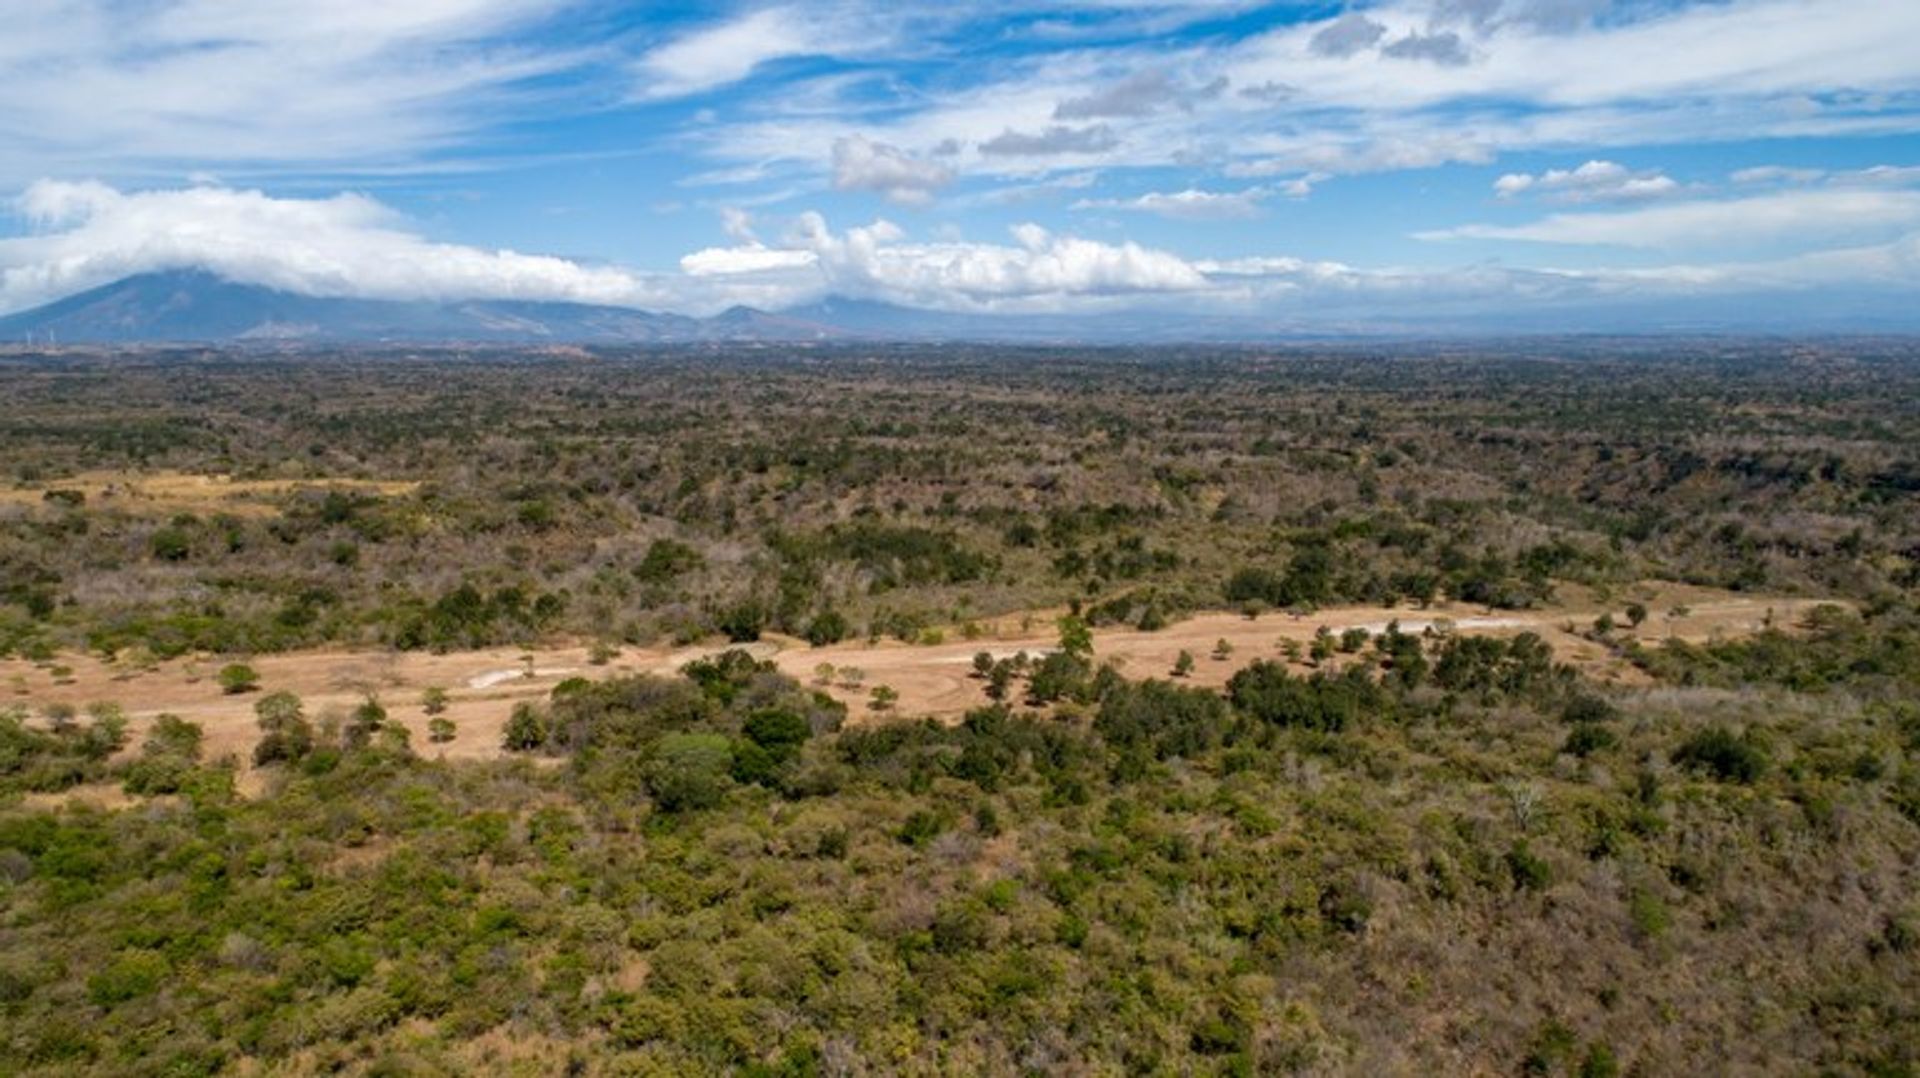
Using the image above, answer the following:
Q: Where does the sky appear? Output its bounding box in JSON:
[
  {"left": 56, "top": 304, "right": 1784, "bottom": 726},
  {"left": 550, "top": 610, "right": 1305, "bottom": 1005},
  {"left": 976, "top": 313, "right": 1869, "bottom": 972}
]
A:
[{"left": 0, "top": 0, "right": 1917, "bottom": 329}]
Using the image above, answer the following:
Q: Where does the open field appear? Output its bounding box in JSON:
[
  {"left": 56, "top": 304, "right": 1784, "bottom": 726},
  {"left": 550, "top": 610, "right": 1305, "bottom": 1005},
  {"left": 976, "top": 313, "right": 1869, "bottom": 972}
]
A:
[{"left": 6, "top": 582, "right": 1838, "bottom": 796}]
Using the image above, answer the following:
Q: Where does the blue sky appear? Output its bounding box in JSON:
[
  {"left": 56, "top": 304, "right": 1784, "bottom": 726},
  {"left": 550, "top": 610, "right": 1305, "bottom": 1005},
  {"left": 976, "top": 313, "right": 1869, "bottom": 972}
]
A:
[{"left": 1, "top": 0, "right": 1917, "bottom": 327}]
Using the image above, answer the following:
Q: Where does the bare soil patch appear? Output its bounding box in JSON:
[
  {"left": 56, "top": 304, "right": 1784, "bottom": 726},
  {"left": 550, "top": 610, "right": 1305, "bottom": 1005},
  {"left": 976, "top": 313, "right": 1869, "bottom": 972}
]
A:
[{"left": 5, "top": 582, "right": 1839, "bottom": 802}]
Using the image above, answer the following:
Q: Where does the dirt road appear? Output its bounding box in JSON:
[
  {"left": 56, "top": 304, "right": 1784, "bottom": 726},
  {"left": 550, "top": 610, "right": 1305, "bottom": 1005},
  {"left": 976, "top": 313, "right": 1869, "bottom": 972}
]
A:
[{"left": 5, "top": 582, "right": 1838, "bottom": 799}]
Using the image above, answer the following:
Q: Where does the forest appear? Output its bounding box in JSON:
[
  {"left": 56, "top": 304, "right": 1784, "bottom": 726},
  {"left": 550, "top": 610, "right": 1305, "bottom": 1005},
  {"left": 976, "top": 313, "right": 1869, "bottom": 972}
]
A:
[{"left": 1, "top": 340, "right": 1918, "bottom": 1074}]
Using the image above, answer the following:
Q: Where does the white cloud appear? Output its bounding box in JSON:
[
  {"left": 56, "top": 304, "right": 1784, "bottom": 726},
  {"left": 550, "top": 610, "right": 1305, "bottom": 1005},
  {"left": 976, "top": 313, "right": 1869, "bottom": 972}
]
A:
[
  {"left": 0, "top": 0, "right": 580, "bottom": 182},
  {"left": 1838, "top": 165, "right": 1920, "bottom": 187},
  {"left": 681, "top": 0, "right": 1920, "bottom": 198},
  {"left": 0, "top": 180, "right": 691, "bottom": 314},
  {"left": 0, "top": 181, "right": 1209, "bottom": 317},
  {"left": 1731, "top": 163, "right": 1920, "bottom": 187},
  {"left": 1072, "top": 187, "right": 1270, "bottom": 221},
  {"left": 719, "top": 206, "right": 758, "bottom": 244},
  {"left": 1731, "top": 165, "right": 1828, "bottom": 185},
  {"left": 830, "top": 136, "right": 954, "bottom": 205},
  {"left": 783, "top": 213, "right": 1209, "bottom": 306},
  {"left": 1421, "top": 188, "right": 1920, "bottom": 248},
  {"left": 1493, "top": 160, "right": 1682, "bottom": 202},
  {"left": 678, "top": 244, "right": 817, "bottom": 277},
  {"left": 635, "top": 7, "right": 831, "bottom": 100},
  {"left": 7, "top": 179, "right": 1920, "bottom": 326}
]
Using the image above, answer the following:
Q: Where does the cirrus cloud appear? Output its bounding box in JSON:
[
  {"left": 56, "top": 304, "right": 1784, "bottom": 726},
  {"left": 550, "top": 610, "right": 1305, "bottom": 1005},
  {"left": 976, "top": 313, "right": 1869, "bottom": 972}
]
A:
[{"left": 1420, "top": 188, "right": 1920, "bottom": 249}]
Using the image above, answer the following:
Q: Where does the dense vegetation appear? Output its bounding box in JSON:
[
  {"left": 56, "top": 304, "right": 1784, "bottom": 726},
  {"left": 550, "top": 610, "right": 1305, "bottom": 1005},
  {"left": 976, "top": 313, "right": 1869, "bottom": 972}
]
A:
[
  {"left": 2, "top": 342, "right": 1916, "bottom": 661},
  {"left": 4, "top": 612, "right": 1918, "bottom": 1074},
  {"left": 3, "top": 343, "right": 1918, "bottom": 1073}
]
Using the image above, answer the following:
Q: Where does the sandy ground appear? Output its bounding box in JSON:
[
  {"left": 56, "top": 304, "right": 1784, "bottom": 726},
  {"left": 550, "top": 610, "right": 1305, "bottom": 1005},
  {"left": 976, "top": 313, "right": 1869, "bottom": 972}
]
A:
[{"left": 4, "top": 582, "right": 1840, "bottom": 800}]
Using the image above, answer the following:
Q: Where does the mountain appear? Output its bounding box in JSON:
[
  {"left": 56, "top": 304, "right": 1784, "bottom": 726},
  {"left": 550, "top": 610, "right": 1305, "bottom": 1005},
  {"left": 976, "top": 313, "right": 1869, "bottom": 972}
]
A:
[
  {"left": 9, "top": 269, "right": 1917, "bottom": 347},
  {"left": 0, "top": 271, "right": 845, "bottom": 345}
]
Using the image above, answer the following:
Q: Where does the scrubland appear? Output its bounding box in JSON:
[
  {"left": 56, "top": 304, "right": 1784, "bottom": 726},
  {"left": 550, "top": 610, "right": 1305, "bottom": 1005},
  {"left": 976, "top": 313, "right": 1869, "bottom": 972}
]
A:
[{"left": 2, "top": 342, "right": 1917, "bottom": 1074}]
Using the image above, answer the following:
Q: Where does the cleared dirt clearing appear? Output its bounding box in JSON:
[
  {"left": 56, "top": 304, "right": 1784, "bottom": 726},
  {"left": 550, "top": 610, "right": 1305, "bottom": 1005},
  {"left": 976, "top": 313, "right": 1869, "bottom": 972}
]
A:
[{"left": 4, "top": 582, "right": 1840, "bottom": 797}]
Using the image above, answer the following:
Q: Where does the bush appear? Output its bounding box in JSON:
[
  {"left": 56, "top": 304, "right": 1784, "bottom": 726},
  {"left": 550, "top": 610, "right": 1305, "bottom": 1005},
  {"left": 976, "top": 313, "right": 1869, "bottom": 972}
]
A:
[
  {"left": 217, "top": 663, "right": 260, "bottom": 695},
  {"left": 149, "top": 527, "right": 191, "bottom": 562},
  {"left": 1563, "top": 724, "right": 1617, "bottom": 758},
  {"left": 1506, "top": 842, "right": 1552, "bottom": 891},
  {"left": 1675, "top": 726, "right": 1769, "bottom": 783},
  {"left": 1561, "top": 694, "right": 1618, "bottom": 725}
]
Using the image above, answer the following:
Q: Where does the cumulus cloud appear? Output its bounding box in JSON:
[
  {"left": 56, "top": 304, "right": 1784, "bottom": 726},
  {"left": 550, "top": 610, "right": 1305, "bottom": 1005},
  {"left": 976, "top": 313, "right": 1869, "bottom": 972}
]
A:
[
  {"left": 0, "top": 180, "right": 1224, "bottom": 317},
  {"left": 830, "top": 136, "right": 954, "bottom": 205},
  {"left": 1309, "top": 14, "right": 1387, "bottom": 58},
  {"left": 1054, "top": 71, "right": 1227, "bottom": 120},
  {"left": 979, "top": 125, "right": 1121, "bottom": 157},
  {"left": 0, "top": 180, "right": 694, "bottom": 315},
  {"left": 1382, "top": 31, "right": 1471, "bottom": 65},
  {"left": 786, "top": 214, "right": 1208, "bottom": 305},
  {"left": 1420, "top": 189, "right": 1920, "bottom": 249},
  {"left": 1073, "top": 187, "right": 1270, "bottom": 221},
  {"left": 1493, "top": 160, "right": 1682, "bottom": 202}
]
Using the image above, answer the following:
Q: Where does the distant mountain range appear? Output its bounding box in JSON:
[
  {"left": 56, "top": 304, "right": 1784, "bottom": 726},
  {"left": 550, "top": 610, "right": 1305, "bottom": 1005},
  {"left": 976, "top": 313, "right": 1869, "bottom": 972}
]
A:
[
  {"left": 4, "top": 269, "right": 1917, "bottom": 346},
  {"left": 0, "top": 270, "right": 854, "bottom": 345}
]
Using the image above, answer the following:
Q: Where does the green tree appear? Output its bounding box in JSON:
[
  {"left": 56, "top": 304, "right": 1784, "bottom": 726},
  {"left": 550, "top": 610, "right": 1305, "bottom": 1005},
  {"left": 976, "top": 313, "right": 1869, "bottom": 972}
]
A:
[
  {"left": 1172, "top": 650, "right": 1195, "bottom": 678},
  {"left": 805, "top": 609, "right": 849, "bottom": 646},
  {"left": 217, "top": 663, "right": 260, "bottom": 695},
  {"left": 646, "top": 733, "right": 733, "bottom": 812},
  {"left": 420, "top": 686, "right": 450, "bottom": 715},
  {"left": 1057, "top": 615, "right": 1093, "bottom": 659},
  {"left": 252, "top": 691, "right": 313, "bottom": 766},
  {"left": 502, "top": 703, "right": 546, "bottom": 752},
  {"left": 344, "top": 696, "right": 387, "bottom": 750}
]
